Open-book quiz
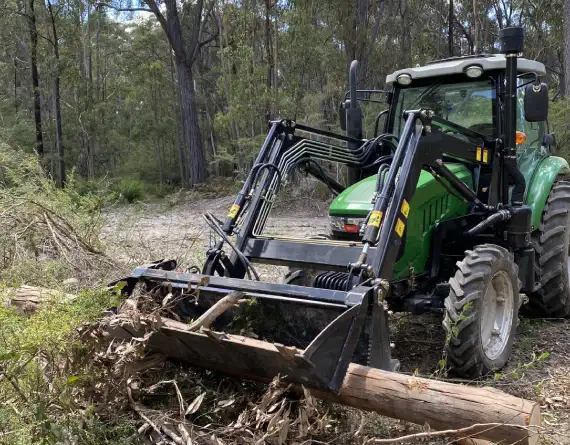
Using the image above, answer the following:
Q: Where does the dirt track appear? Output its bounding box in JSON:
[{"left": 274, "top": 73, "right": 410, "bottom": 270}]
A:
[{"left": 102, "top": 195, "right": 570, "bottom": 444}]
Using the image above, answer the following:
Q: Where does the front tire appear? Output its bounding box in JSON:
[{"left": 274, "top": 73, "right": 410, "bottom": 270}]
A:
[
  {"left": 443, "top": 244, "right": 520, "bottom": 377},
  {"left": 526, "top": 181, "right": 570, "bottom": 317}
]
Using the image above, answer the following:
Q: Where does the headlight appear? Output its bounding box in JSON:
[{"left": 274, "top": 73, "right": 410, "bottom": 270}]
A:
[
  {"left": 465, "top": 65, "right": 483, "bottom": 78},
  {"left": 396, "top": 73, "right": 412, "bottom": 85},
  {"left": 330, "top": 216, "right": 365, "bottom": 233}
]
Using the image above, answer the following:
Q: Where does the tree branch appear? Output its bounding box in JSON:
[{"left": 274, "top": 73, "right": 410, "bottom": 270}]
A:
[
  {"left": 365, "top": 422, "right": 537, "bottom": 444},
  {"left": 197, "top": 30, "right": 219, "bottom": 51},
  {"left": 96, "top": 2, "right": 153, "bottom": 13}
]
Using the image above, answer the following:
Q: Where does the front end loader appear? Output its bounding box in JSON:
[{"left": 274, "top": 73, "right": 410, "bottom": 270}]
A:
[{"left": 111, "top": 27, "right": 570, "bottom": 393}]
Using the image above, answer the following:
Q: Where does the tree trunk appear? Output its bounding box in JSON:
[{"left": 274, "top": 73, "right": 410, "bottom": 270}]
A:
[
  {"left": 264, "top": 0, "right": 273, "bottom": 119},
  {"left": 53, "top": 78, "right": 65, "bottom": 187},
  {"left": 274, "top": 3, "right": 278, "bottom": 113},
  {"left": 472, "top": 0, "right": 479, "bottom": 54},
  {"left": 176, "top": 62, "right": 206, "bottom": 186},
  {"left": 28, "top": 0, "right": 44, "bottom": 157},
  {"left": 47, "top": 0, "right": 65, "bottom": 188},
  {"left": 564, "top": 0, "right": 570, "bottom": 98},
  {"left": 170, "top": 52, "right": 186, "bottom": 185},
  {"left": 85, "top": 3, "right": 95, "bottom": 180},
  {"left": 152, "top": 80, "right": 164, "bottom": 185},
  {"left": 448, "top": 0, "right": 454, "bottom": 57}
]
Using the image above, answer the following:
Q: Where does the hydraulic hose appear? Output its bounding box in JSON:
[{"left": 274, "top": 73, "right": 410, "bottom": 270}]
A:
[
  {"left": 464, "top": 209, "right": 511, "bottom": 237},
  {"left": 203, "top": 212, "right": 260, "bottom": 281},
  {"left": 504, "top": 157, "right": 526, "bottom": 204},
  {"left": 375, "top": 163, "right": 390, "bottom": 195}
]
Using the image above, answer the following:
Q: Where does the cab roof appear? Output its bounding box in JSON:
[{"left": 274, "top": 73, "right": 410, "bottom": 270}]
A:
[{"left": 385, "top": 54, "right": 546, "bottom": 85}]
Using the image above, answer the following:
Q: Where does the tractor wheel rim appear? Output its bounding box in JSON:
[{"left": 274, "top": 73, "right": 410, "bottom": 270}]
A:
[{"left": 480, "top": 271, "right": 514, "bottom": 361}]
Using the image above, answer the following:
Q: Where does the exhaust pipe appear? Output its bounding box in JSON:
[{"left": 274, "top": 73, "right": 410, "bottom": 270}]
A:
[
  {"left": 499, "top": 27, "right": 525, "bottom": 205},
  {"left": 346, "top": 60, "right": 363, "bottom": 186}
]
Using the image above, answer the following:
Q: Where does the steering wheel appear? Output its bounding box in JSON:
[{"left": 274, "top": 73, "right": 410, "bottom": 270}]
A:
[{"left": 468, "top": 123, "right": 495, "bottom": 138}]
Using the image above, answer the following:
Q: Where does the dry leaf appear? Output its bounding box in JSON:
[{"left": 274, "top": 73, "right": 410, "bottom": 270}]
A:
[
  {"left": 267, "top": 401, "right": 282, "bottom": 413},
  {"left": 267, "top": 402, "right": 286, "bottom": 432},
  {"left": 162, "top": 292, "right": 173, "bottom": 307},
  {"left": 278, "top": 408, "right": 291, "bottom": 444},
  {"left": 298, "top": 407, "right": 309, "bottom": 437},
  {"left": 218, "top": 399, "right": 235, "bottom": 408},
  {"left": 185, "top": 392, "right": 206, "bottom": 416}
]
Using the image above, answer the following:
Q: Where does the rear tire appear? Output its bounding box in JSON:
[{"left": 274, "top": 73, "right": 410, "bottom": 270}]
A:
[
  {"left": 283, "top": 268, "right": 317, "bottom": 286},
  {"left": 282, "top": 234, "right": 331, "bottom": 287},
  {"left": 526, "top": 181, "right": 570, "bottom": 317},
  {"left": 443, "top": 244, "right": 520, "bottom": 377}
]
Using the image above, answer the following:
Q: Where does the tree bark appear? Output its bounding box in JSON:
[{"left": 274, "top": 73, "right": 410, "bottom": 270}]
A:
[
  {"left": 28, "top": 0, "right": 44, "bottom": 157},
  {"left": 472, "top": 0, "right": 479, "bottom": 54},
  {"left": 170, "top": 52, "right": 187, "bottom": 185},
  {"left": 264, "top": 0, "right": 273, "bottom": 119},
  {"left": 47, "top": 0, "right": 65, "bottom": 187},
  {"left": 176, "top": 62, "right": 206, "bottom": 185},
  {"left": 564, "top": 0, "right": 570, "bottom": 98},
  {"left": 86, "top": 3, "right": 95, "bottom": 179},
  {"left": 448, "top": 0, "right": 454, "bottom": 57},
  {"left": 152, "top": 80, "right": 164, "bottom": 185},
  {"left": 4, "top": 285, "right": 76, "bottom": 316}
]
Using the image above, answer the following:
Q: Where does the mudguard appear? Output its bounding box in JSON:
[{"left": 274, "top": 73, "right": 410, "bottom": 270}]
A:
[{"left": 525, "top": 156, "right": 570, "bottom": 231}]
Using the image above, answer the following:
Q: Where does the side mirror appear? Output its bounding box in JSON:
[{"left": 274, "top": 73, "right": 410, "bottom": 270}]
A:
[
  {"left": 339, "top": 102, "right": 347, "bottom": 131},
  {"left": 524, "top": 83, "right": 548, "bottom": 122}
]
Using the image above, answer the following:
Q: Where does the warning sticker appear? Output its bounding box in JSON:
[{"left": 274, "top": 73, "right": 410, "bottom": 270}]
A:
[
  {"left": 368, "top": 210, "right": 383, "bottom": 227},
  {"left": 482, "top": 149, "right": 488, "bottom": 163},
  {"left": 228, "top": 204, "right": 240, "bottom": 218},
  {"left": 476, "top": 147, "right": 482, "bottom": 161},
  {"left": 395, "top": 218, "right": 405, "bottom": 237},
  {"left": 401, "top": 199, "right": 410, "bottom": 218}
]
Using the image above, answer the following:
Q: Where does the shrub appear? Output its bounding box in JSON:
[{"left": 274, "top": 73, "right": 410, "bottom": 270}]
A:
[
  {"left": 115, "top": 178, "right": 145, "bottom": 203},
  {"left": 0, "top": 143, "right": 114, "bottom": 285}
]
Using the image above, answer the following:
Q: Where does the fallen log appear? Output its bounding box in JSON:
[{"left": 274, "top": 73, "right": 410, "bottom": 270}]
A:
[
  {"left": 104, "top": 314, "right": 541, "bottom": 445},
  {"left": 2, "top": 285, "right": 76, "bottom": 316}
]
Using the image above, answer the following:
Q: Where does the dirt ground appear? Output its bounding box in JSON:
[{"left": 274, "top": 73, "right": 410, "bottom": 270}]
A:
[{"left": 101, "top": 194, "right": 570, "bottom": 444}]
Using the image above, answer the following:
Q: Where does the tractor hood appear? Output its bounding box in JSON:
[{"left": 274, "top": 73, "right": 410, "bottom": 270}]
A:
[{"left": 329, "top": 164, "right": 472, "bottom": 217}]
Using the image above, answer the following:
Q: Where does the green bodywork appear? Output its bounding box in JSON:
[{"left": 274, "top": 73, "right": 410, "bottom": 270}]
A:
[
  {"left": 520, "top": 153, "right": 570, "bottom": 230},
  {"left": 329, "top": 153, "right": 570, "bottom": 281},
  {"left": 329, "top": 164, "right": 473, "bottom": 280}
]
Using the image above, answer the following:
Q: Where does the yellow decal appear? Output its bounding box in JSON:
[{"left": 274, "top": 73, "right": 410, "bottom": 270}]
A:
[
  {"left": 395, "top": 218, "right": 405, "bottom": 237},
  {"left": 228, "top": 204, "right": 240, "bottom": 218},
  {"left": 482, "top": 149, "right": 488, "bottom": 163},
  {"left": 401, "top": 199, "right": 410, "bottom": 218},
  {"left": 368, "top": 210, "right": 383, "bottom": 227},
  {"left": 476, "top": 147, "right": 482, "bottom": 161}
]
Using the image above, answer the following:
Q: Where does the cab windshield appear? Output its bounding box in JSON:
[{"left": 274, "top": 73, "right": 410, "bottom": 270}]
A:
[{"left": 393, "top": 80, "right": 496, "bottom": 137}]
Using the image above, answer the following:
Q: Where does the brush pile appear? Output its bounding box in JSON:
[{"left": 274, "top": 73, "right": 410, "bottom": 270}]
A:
[
  {"left": 81, "top": 310, "right": 372, "bottom": 445},
  {"left": 0, "top": 144, "right": 116, "bottom": 284}
]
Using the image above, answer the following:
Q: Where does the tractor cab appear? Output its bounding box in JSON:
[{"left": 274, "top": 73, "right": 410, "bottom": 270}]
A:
[{"left": 385, "top": 55, "right": 550, "bottom": 158}]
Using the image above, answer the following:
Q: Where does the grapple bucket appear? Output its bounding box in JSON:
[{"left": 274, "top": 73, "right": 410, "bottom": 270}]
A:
[{"left": 109, "top": 261, "right": 390, "bottom": 394}]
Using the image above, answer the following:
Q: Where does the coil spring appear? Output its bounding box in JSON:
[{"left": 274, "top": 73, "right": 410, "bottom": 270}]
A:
[{"left": 313, "top": 271, "right": 350, "bottom": 290}]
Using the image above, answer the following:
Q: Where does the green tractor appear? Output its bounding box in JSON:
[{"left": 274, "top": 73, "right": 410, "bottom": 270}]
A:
[{"left": 116, "top": 27, "right": 570, "bottom": 393}]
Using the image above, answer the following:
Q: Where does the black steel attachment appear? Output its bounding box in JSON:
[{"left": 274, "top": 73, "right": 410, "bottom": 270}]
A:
[{"left": 116, "top": 264, "right": 377, "bottom": 393}]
